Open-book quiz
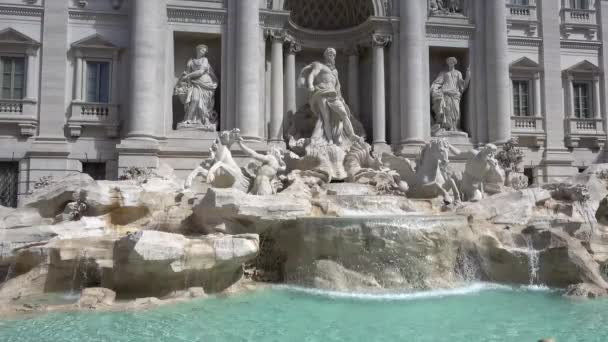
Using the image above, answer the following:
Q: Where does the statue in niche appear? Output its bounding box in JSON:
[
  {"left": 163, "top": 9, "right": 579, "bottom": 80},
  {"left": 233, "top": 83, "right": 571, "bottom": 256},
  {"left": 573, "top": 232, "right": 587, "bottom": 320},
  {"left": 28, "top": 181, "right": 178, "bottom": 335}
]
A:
[
  {"left": 297, "top": 47, "right": 357, "bottom": 146},
  {"left": 431, "top": 57, "right": 471, "bottom": 136},
  {"left": 174, "top": 44, "right": 218, "bottom": 131},
  {"left": 430, "top": 0, "right": 463, "bottom": 16},
  {"left": 237, "top": 133, "right": 286, "bottom": 196}
]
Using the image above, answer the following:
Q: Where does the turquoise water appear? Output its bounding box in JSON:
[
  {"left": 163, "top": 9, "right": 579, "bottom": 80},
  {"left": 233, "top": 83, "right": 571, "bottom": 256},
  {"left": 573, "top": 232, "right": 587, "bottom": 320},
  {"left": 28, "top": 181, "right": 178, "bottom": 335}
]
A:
[{"left": 1, "top": 284, "right": 607, "bottom": 342}]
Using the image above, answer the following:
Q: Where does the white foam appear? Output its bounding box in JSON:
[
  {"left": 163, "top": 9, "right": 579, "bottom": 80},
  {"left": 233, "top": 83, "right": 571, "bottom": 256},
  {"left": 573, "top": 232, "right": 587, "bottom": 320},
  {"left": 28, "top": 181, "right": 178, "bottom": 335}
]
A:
[{"left": 273, "top": 283, "right": 522, "bottom": 301}]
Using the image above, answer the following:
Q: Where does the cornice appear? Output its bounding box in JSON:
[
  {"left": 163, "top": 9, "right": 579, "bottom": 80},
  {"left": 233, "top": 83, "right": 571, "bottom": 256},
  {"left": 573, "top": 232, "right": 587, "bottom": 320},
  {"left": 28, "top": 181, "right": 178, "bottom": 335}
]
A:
[
  {"left": 560, "top": 39, "right": 602, "bottom": 50},
  {"left": 69, "top": 9, "right": 127, "bottom": 24},
  {"left": 0, "top": 4, "right": 43, "bottom": 18},
  {"left": 259, "top": 9, "right": 290, "bottom": 29},
  {"left": 426, "top": 23, "right": 475, "bottom": 40},
  {"left": 508, "top": 37, "right": 542, "bottom": 47},
  {"left": 167, "top": 6, "right": 226, "bottom": 25}
]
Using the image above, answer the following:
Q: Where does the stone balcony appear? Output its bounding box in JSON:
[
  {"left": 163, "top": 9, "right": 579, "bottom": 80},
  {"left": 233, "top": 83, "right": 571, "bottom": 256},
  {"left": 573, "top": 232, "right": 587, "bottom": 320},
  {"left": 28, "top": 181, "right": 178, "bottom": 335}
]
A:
[
  {"left": 506, "top": 4, "right": 538, "bottom": 37},
  {"left": 560, "top": 8, "right": 597, "bottom": 39},
  {"left": 511, "top": 116, "right": 545, "bottom": 147},
  {"left": 507, "top": 4, "right": 536, "bottom": 19},
  {"left": 68, "top": 101, "right": 120, "bottom": 138},
  {"left": 565, "top": 117, "right": 606, "bottom": 148},
  {"left": 0, "top": 98, "right": 38, "bottom": 136}
]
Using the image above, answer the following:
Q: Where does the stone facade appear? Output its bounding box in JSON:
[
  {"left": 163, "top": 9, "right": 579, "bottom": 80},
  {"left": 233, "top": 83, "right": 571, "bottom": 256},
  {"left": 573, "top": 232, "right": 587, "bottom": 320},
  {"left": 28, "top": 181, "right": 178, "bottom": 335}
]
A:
[{"left": 0, "top": 0, "right": 606, "bottom": 205}]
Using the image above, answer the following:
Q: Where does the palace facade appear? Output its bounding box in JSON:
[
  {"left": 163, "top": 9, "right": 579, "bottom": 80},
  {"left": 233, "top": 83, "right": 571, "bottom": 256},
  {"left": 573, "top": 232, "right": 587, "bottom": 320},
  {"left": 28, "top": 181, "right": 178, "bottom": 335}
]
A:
[{"left": 0, "top": 0, "right": 606, "bottom": 206}]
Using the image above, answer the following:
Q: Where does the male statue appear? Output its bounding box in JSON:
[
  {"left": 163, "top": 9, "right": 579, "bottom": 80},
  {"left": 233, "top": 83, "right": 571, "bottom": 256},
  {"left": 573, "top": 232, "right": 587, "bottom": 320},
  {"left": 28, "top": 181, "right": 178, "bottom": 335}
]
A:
[{"left": 298, "top": 48, "right": 356, "bottom": 145}]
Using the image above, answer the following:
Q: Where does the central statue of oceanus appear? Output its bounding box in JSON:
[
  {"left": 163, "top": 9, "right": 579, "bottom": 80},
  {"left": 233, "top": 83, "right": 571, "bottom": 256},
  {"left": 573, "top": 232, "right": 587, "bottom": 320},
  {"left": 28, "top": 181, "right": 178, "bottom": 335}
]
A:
[{"left": 297, "top": 47, "right": 357, "bottom": 146}]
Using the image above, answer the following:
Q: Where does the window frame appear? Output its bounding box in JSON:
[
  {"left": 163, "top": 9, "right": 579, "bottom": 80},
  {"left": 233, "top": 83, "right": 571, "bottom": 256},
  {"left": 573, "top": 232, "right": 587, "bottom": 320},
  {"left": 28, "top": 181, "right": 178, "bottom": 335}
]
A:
[
  {"left": 572, "top": 81, "right": 592, "bottom": 119},
  {"left": 84, "top": 59, "right": 111, "bottom": 104},
  {"left": 511, "top": 0, "right": 530, "bottom": 6},
  {"left": 0, "top": 55, "right": 26, "bottom": 100},
  {"left": 570, "top": 0, "right": 589, "bottom": 9},
  {"left": 512, "top": 78, "right": 532, "bottom": 116}
]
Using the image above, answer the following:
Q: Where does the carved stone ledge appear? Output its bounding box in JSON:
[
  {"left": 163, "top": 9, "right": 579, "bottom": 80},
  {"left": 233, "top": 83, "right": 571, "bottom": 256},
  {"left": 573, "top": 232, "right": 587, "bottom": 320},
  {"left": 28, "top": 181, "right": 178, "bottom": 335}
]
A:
[{"left": 18, "top": 122, "right": 36, "bottom": 137}]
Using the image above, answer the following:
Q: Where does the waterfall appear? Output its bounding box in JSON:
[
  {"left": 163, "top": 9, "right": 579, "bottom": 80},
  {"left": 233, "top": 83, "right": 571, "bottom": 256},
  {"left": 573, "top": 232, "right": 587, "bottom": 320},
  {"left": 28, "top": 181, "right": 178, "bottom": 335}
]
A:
[
  {"left": 69, "top": 252, "right": 83, "bottom": 295},
  {"left": 3, "top": 260, "right": 15, "bottom": 284},
  {"left": 523, "top": 236, "right": 540, "bottom": 286}
]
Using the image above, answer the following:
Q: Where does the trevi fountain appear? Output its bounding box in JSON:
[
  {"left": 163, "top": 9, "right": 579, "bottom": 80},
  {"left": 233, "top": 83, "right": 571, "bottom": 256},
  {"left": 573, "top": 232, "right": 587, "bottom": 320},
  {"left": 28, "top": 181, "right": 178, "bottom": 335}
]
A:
[{"left": 3, "top": 1, "right": 608, "bottom": 340}]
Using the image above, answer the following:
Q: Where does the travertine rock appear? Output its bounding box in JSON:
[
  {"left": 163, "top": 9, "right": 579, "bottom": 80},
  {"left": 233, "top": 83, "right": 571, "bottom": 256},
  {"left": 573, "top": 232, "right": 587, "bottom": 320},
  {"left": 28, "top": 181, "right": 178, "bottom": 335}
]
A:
[
  {"left": 77, "top": 287, "right": 116, "bottom": 308},
  {"left": 112, "top": 231, "right": 259, "bottom": 297},
  {"left": 23, "top": 173, "right": 96, "bottom": 218},
  {"left": 564, "top": 283, "right": 608, "bottom": 299},
  {"left": 192, "top": 188, "right": 312, "bottom": 234}
]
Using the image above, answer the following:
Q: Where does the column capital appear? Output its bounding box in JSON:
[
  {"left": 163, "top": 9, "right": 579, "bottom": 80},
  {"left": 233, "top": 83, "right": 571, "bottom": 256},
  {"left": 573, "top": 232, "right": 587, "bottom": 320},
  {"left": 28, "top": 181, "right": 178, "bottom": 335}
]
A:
[
  {"left": 344, "top": 44, "right": 361, "bottom": 56},
  {"left": 25, "top": 46, "right": 39, "bottom": 57},
  {"left": 265, "top": 29, "right": 286, "bottom": 43},
  {"left": 371, "top": 33, "right": 392, "bottom": 47},
  {"left": 284, "top": 35, "right": 301, "bottom": 54}
]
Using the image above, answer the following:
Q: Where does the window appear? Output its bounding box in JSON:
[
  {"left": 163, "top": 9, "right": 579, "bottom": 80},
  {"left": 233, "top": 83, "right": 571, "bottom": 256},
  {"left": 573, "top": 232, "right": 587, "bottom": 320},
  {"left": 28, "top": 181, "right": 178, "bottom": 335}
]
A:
[
  {"left": 511, "top": 0, "right": 529, "bottom": 5},
  {"left": 85, "top": 61, "right": 110, "bottom": 103},
  {"left": 573, "top": 82, "right": 591, "bottom": 118},
  {"left": 570, "top": 0, "right": 589, "bottom": 9},
  {"left": 82, "top": 162, "right": 106, "bottom": 181},
  {"left": 0, "top": 162, "right": 18, "bottom": 208},
  {"left": 1, "top": 56, "right": 25, "bottom": 100},
  {"left": 512, "top": 80, "right": 530, "bottom": 116}
]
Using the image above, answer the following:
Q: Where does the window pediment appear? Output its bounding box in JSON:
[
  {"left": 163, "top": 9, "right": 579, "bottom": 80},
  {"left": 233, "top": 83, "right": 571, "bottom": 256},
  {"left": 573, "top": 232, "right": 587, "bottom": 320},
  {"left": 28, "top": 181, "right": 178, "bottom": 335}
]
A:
[
  {"left": 0, "top": 28, "right": 39, "bottom": 46},
  {"left": 71, "top": 34, "right": 120, "bottom": 58},
  {"left": 510, "top": 57, "right": 540, "bottom": 71},
  {"left": 564, "top": 60, "right": 601, "bottom": 77}
]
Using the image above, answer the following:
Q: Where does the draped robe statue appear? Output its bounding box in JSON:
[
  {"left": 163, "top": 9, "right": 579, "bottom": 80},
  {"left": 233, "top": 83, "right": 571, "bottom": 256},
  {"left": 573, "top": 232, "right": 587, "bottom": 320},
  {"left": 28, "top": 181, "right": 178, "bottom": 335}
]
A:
[
  {"left": 174, "top": 44, "right": 218, "bottom": 131},
  {"left": 431, "top": 57, "right": 471, "bottom": 135}
]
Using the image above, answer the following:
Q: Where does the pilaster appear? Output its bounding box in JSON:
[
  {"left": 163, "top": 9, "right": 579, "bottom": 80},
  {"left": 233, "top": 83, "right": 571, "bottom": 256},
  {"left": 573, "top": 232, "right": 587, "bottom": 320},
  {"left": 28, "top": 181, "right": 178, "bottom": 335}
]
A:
[{"left": 539, "top": 0, "right": 574, "bottom": 181}]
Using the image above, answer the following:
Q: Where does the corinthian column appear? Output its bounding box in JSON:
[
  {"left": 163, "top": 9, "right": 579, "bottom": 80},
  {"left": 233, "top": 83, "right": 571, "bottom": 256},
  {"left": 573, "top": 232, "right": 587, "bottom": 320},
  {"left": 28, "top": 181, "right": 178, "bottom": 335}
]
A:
[
  {"left": 235, "top": 0, "right": 262, "bottom": 140},
  {"left": 400, "top": 0, "right": 428, "bottom": 149},
  {"left": 486, "top": 0, "right": 511, "bottom": 144},
  {"left": 284, "top": 37, "right": 300, "bottom": 139},
  {"left": 268, "top": 30, "right": 284, "bottom": 143},
  {"left": 127, "top": 0, "right": 166, "bottom": 139},
  {"left": 372, "top": 34, "right": 391, "bottom": 149},
  {"left": 345, "top": 45, "right": 360, "bottom": 117}
]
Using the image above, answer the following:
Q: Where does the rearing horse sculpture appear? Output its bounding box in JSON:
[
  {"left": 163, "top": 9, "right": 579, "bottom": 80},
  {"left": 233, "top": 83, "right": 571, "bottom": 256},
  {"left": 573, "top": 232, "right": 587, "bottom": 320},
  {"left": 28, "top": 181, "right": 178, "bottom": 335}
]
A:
[{"left": 407, "top": 139, "right": 460, "bottom": 203}]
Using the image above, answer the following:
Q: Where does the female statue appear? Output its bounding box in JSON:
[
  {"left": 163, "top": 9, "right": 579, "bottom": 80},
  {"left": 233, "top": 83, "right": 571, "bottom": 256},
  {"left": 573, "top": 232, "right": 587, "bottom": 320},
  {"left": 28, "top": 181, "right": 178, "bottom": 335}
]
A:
[
  {"left": 174, "top": 44, "right": 218, "bottom": 131},
  {"left": 430, "top": 57, "right": 470, "bottom": 134}
]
